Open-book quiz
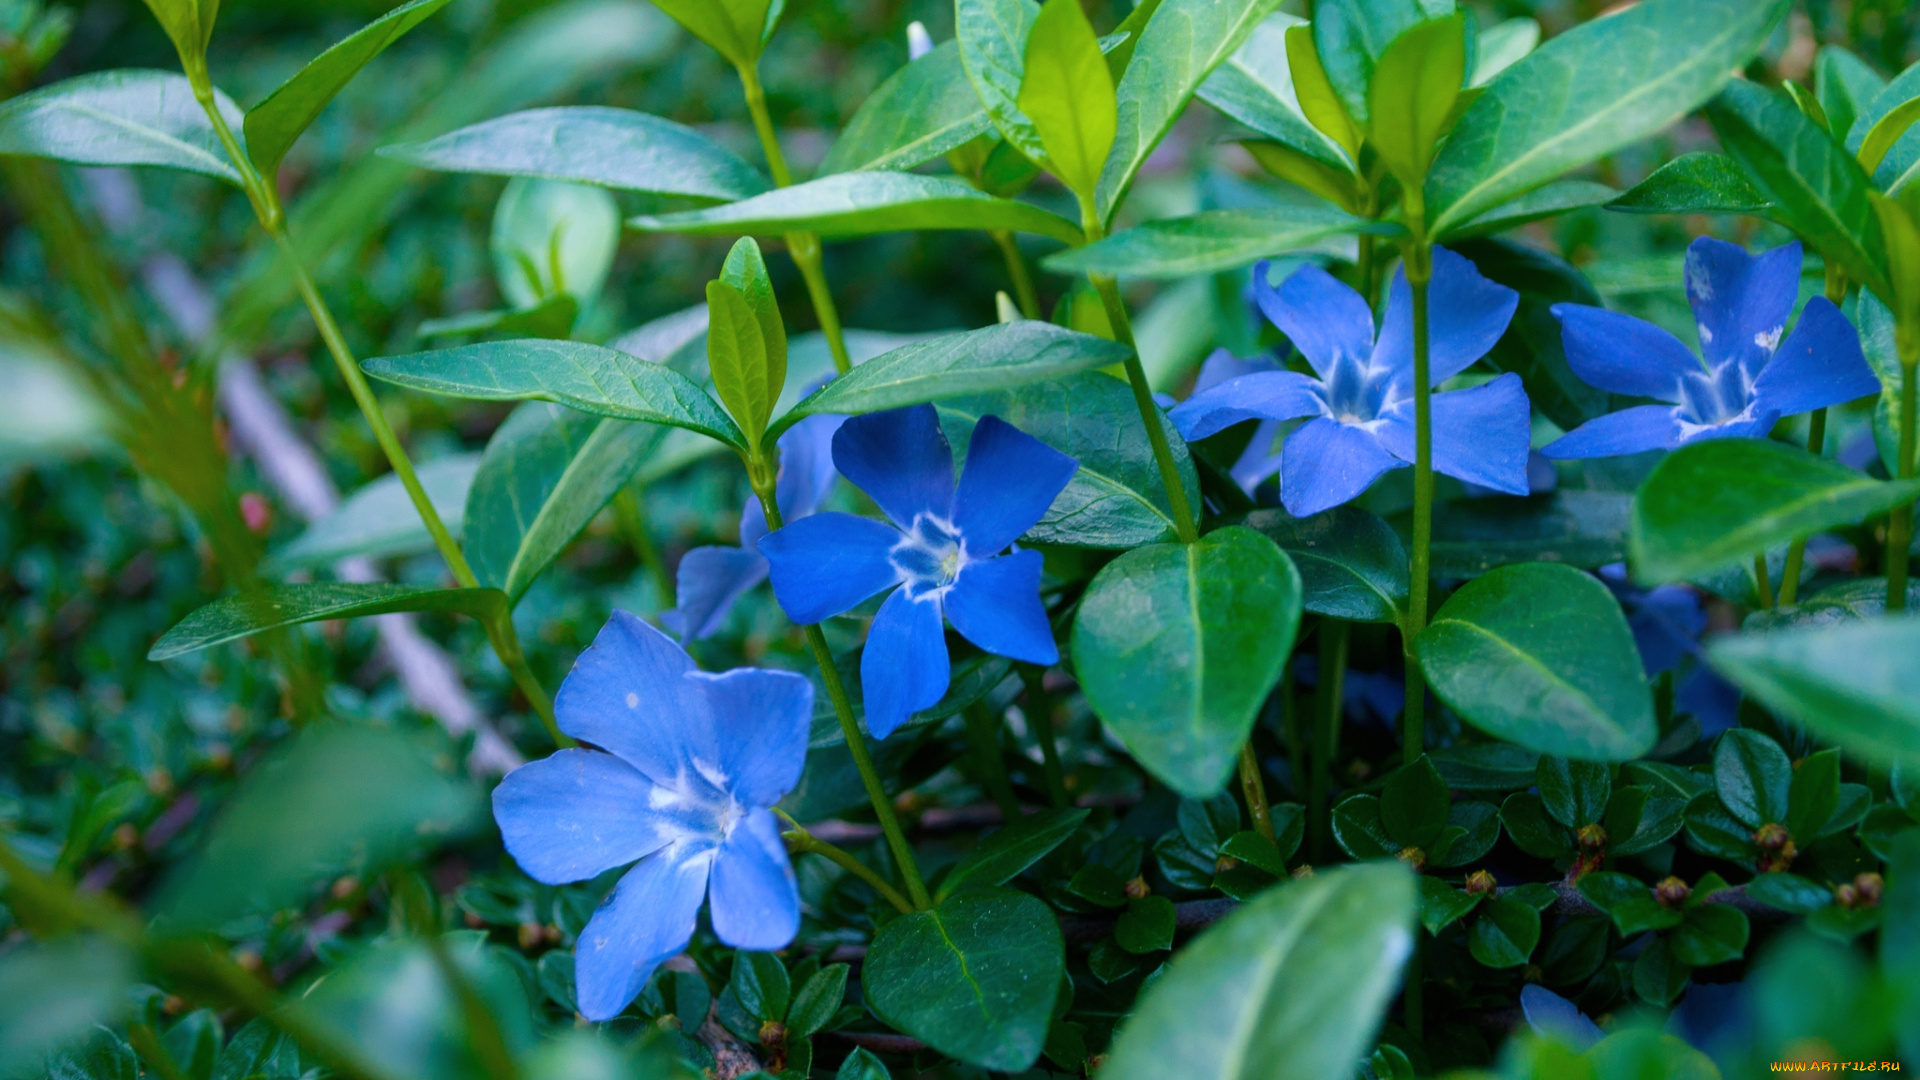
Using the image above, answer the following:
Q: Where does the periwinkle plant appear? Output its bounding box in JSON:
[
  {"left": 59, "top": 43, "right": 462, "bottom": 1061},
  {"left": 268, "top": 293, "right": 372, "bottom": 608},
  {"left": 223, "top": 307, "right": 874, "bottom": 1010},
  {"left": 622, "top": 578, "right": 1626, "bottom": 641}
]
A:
[{"left": 5, "top": 0, "right": 1920, "bottom": 1078}]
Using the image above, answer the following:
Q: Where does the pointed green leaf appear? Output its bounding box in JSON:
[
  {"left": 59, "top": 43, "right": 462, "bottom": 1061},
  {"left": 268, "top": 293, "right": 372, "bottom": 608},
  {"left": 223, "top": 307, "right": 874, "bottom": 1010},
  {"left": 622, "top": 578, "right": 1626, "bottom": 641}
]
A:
[
  {"left": 938, "top": 808, "right": 1089, "bottom": 902},
  {"left": 1819, "top": 46, "right": 1885, "bottom": 148},
  {"left": 1468, "top": 896, "right": 1541, "bottom": 969},
  {"left": 1367, "top": 15, "right": 1465, "bottom": 193},
  {"left": 1240, "top": 506, "right": 1408, "bottom": 623},
  {"left": 1043, "top": 205, "right": 1390, "bottom": 280},
  {"left": 1309, "top": 0, "right": 1440, "bottom": 129},
  {"left": 820, "top": 40, "right": 992, "bottom": 174},
  {"left": 149, "top": 583, "right": 508, "bottom": 660},
  {"left": 630, "top": 172, "right": 1082, "bottom": 244},
  {"left": 0, "top": 70, "right": 244, "bottom": 184},
  {"left": 1538, "top": 758, "right": 1611, "bottom": 830},
  {"left": 650, "top": 0, "right": 767, "bottom": 65},
  {"left": 720, "top": 237, "right": 787, "bottom": 412},
  {"left": 705, "top": 279, "right": 774, "bottom": 448},
  {"left": 956, "top": 0, "right": 1049, "bottom": 167},
  {"left": 1849, "top": 61, "right": 1920, "bottom": 194},
  {"left": 1713, "top": 728, "right": 1792, "bottom": 829},
  {"left": 1018, "top": 0, "right": 1115, "bottom": 201},
  {"left": 1500, "top": 792, "right": 1573, "bottom": 858},
  {"left": 1708, "top": 617, "right": 1920, "bottom": 771},
  {"left": 1605, "top": 151, "right": 1774, "bottom": 216},
  {"left": 139, "top": 0, "right": 207, "bottom": 62},
  {"left": 244, "top": 0, "right": 451, "bottom": 178},
  {"left": 1443, "top": 180, "right": 1619, "bottom": 240},
  {"left": 1195, "top": 14, "right": 1351, "bottom": 173},
  {"left": 268, "top": 454, "right": 478, "bottom": 573}
]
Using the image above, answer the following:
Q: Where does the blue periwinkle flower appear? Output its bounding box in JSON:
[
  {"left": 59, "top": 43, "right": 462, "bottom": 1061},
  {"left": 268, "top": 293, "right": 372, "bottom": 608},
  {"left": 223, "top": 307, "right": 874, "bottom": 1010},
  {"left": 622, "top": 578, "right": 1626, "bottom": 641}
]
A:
[
  {"left": 492, "top": 611, "right": 811, "bottom": 1021},
  {"left": 1170, "top": 247, "right": 1530, "bottom": 518},
  {"left": 1544, "top": 238, "right": 1878, "bottom": 459},
  {"left": 758, "top": 405, "right": 1077, "bottom": 739},
  {"left": 666, "top": 413, "right": 843, "bottom": 641}
]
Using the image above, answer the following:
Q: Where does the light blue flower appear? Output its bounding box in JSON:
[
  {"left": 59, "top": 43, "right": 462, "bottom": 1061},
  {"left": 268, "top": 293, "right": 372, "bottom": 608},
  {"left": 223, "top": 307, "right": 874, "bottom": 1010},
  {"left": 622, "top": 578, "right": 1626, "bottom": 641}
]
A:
[
  {"left": 492, "top": 611, "right": 812, "bottom": 1021},
  {"left": 1169, "top": 247, "right": 1530, "bottom": 518},
  {"left": 758, "top": 405, "right": 1077, "bottom": 739},
  {"left": 1544, "top": 238, "right": 1878, "bottom": 459}
]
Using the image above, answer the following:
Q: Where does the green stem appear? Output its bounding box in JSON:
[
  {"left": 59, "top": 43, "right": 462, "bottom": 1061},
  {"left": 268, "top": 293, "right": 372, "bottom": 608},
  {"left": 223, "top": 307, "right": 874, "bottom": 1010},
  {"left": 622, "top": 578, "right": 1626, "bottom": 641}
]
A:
[
  {"left": 614, "top": 488, "right": 674, "bottom": 606},
  {"left": 1238, "top": 744, "right": 1275, "bottom": 845},
  {"left": 1778, "top": 407, "right": 1827, "bottom": 607},
  {"left": 1891, "top": 353, "right": 1917, "bottom": 613},
  {"left": 1021, "top": 665, "right": 1070, "bottom": 808},
  {"left": 963, "top": 703, "right": 1023, "bottom": 820},
  {"left": 1403, "top": 247, "right": 1434, "bottom": 767},
  {"left": 753, "top": 481, "right": 931, "bottom": 909},
  {"left": 1753, "top": 554, "right": 1775, "bottom": 610},
  {"left": 1311, "top": 620, "right": 1348, "bottom": 864},
  {"left": 777, "top": 810, "right": 915, "bottom": 914},
  {"left": 990, "top": 229, "right": 1043, "bottom": 319},
  {"left": 1082, "top": 260, "right": 1199, "bottom": 543},
  {"left": 737, "top": 61, "right": 852, "bottom": 375},
  {"left": 128, "top": 1024, "right": 192, "bottom": 1080},
  {"left": 485, "top": 615, "right": 569, "bottom": 749}
]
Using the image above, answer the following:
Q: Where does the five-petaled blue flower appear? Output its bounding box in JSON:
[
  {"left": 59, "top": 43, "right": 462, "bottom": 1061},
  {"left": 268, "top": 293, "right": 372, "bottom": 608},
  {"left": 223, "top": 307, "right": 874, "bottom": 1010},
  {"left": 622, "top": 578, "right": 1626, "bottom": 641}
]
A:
[
  {"left": 1544, "top": 238, "right": 1878, "bottom": 459},
  {"left": 758, "top": 405, "right": 1076, "bottom": 739},
  {"left": 492, "top": 611, "right": 811, "bottom": 1021},
  {"left": 1169, "top": 247, "right": 1530, "bottom": 518}
]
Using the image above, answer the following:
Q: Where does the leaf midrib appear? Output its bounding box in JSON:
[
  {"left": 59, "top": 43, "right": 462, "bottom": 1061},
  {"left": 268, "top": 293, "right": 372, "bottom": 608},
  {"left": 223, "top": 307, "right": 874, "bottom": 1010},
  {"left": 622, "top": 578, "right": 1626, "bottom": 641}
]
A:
[{"left": 1425, "top": 616, "right": 1626, "bottom": 745}]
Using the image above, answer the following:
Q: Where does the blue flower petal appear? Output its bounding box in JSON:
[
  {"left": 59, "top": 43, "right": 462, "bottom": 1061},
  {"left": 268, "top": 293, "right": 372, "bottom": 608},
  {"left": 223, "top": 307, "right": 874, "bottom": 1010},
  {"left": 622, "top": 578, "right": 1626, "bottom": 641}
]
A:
[
  {"left": 1675, "top": 411, "right": 1779, "bottom": 446},
  {"left": 741, "top": 413, "right": 846, "bottom": 547},
  {"left": 574, "top": 842, "right": 714, "bottom": 1021},
  {"left": 944, "top": 549, "right": 1057, "bottom": 665},
  {"left": 832, "top": 405, "right": 955, "bottom": 528},
  {"left": 1520, "top": 985, "right": 1603, "bottom": 1051},
  {"left": 1280, "top": 417, "right": 1404, "bottom": 518},
  {"left": 1373, "top": 247, "right": 1519, "bottom": 387},
  {"left": 1685, "top": 237, "right": 1801, "bottom": 377},
  {"left": 555, "top": 611, "right": 713, "bottom": 785},
  {"left": 861, "top": 587, "right": 950, "bottom": 739},
  {"left": 951, "top": 416, "right": 1078, "bottom": 555},
  {"left": 708, "top": 808, "right": 800, "bottom": 951},
  {"left": 686, "top": 667, "right": 812, "bottom": 809},
  {"left": 1169, "top": 370, "right": 1326, "bottom": 441},
  {"left": 1192, "top": 346, "right": 1280, "bottom": 393},
  {"left": 671, "top": 547, "right": 770, "bottom": 642},
  {"left": 1229, "top": 420, "right": 1285, "bottom": 495},
  {"left": 493, "top": 749, "right": 672, "bottom": 885},
  {"left": 1377, "top": 374, "right": 1532, "bottom": 494},
  {"left": 759, "top": 512, "right": 903, "bottom": 624},
  {"left": 1541, "top": 404, "right": 1683, "bottom": 460},
  {"left": 1552, "top": 303, "right": 1697, "bottom": 402},
  {"left": 1752, "top": 296, "right": 1881, "bottom": 416},
  {"left": 1254, "top": 261, "right": 1374, "bottom": 380}
]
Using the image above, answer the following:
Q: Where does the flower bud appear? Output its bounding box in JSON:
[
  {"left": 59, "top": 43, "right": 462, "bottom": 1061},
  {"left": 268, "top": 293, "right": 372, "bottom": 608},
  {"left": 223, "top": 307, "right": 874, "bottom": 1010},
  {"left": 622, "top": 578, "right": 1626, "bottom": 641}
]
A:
[
  {"left": 1124, "top": 875, "right": 1151, "bottom": 900},
  {"left": 906, "top": 21, "right": 933, "bottom": 60},
  {"left": 1654, "top": 876, "right": 1691, "bottom": 908},
  {"left": 1464, "top": 870, "right": 1497, "bottom": 896},
  {"left": 1395, "top": 846, "right": 1427, "bottom": 872}
]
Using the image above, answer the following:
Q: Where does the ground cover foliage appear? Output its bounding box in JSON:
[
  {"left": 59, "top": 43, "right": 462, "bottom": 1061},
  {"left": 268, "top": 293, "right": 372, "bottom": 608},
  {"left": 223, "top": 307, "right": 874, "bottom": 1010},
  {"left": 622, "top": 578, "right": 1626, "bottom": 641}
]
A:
[{"left": 4, "top": 0, "right": 1920, "bottom": 1077}]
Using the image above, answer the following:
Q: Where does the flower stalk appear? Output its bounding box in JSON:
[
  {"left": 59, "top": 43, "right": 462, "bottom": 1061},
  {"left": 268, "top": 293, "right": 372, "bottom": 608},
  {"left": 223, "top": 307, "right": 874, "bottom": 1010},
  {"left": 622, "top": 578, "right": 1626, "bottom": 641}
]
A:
[
  {"left": 778, "top": 810, "right": 916, "bottom": 915},
  {"left": 1403, "top": 242, "right": 1435, "bottom": 767},
  {"left": 1891, "top": 326, "right": 1918, "bottom": 612}
]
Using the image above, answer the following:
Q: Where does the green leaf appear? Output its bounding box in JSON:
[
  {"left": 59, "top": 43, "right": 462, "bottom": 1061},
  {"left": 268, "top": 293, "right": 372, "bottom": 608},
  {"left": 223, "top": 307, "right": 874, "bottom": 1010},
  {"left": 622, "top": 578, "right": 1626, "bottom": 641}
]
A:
[
  {"left": 1418, "top": 876, "right": 1482, "bottom": 935},
  {"left": 1443, "top": 180, "right": 1620, "bottom": 240},
  {"left": 837, "top": 1048, "right": 891, "bottom": 1080},
  {"left": 267, "top": 454, "right": 478, "bottom": 573},
  {"left": 1422, "top": 491, "right": 1632, "bottom": 580},
  {"left": 938, "top": 808, "right": 1089, "bottom": 901},
  {"left": 1287, "top": 23, "right": 1364, "bottom": 161},
  {"left": 1071, "top": 527, "right": 1302, "bottom": 797},
  {"left": 724, "top": 952, "right": 790, "bottom": 1028},
  {"left": 149, "top": 583, "right": 508, "bottom": 661},
  {"left": 1606, "top": 152, "right": 1775, "bottom": 215},
  {"left": 1500, "top": 792, "right": 1573, "bottom": 858},
  {"left": 1116, "top": 895, "right": 1178, "bottom": 954},
  {"left": 706, "top": 280, "right": 775, "bottom": 448},
  {"left": 362, "top": 339, "right": 746, "bottom": 449},
  {"left": 0, "top": 70, "right": 244, "bottom": 184},
  {"left": 1098, "top": 862, "right": 1415, "bottom": 1080},
  {"left": 1310, "top": 0, "right": 1439, "bottom": 130},
  {"left": 1859, "top": 96, "right": 1920, "bottom": 177},
  {"left": 1683, "top": 792, "right": 1759, "bottom": 863},
  {"left": 1852, "top": 64, "right": 1920, "bottom": 194},
  {"left": 1433, "top": 799, "right": 1502, "bottom": 868},
  {"left": 156, "top": 724, "right": 484, "bottom": 925},
  {"left": 956, "top": 0, "right": 1049, "bottom": 167},
  {"left": 1018, "top": 0, "right": 1115, "bottom": 202},
  {"left": 1434, "top": 743, "right": 1541, "bottom": 792},
  {"left": 380, "top": 107, "right": 769, "bottom": 202},
  {"left": 1382, "top": 754, "right": 1451, "bottom": 850},
  {"left": 935, "top": 373, "right": 1199, "bottom": 548},
  {"left": 820, "top": 41, "right": 992, "bottom": 174},
  {"left": 1331, "top": 794, "right": 1399, "bottom": 860},
  {"left": 863, "top": 887, "right": 1063, "bottom": 1072},
  {"left": 1708, "top": 617, "right": 1920, "bottom": 771},
  {"left": 1095, "top": 0, "right": 1285, "bottom": 220},
  {"left": 491, "top": 178, "right": 620, "bottom": 310},
  {"left": 1416, "top": 562, "right": 1656, "bottom": 761},
  {"left": 1367, "top": 15, "right": 1465, "bottom": 194},
  {"left": 139, "top": 0, "right": 213, "bottom": 63},
  {"left": 243, "top": 0, "right": 451, "bottom": 178},
  {"left": 1471, "top": 17, "right": 1540, "bottom": 87},
  {"left": 722, "top": 238, "right": 786, "bottom": 402},
  {"left": 464, "top": 404, "right": 655, "bottom": 604},
  {"left": 1632, "top": 936, "right": 1690, "bottom": 1006},
  {"left": 1460, "top": 238, "right": 1612, "bottom": 432},
  {"left": 1468, "top": 896, "right": 1541, "bottom": 969},
  {"left": 1221, "top": 828, "right": 1289, "bottom": 877},
  {"left": 1787, "top": 747, "right": 1843, "bottom": 840},
  {"left": 1708, "top": 79, "right": 1889, "bottom": 299},
  {"left": 1239, "top": 506, "right": 1407, "bottom": 623},
  {"left": 787, "top": 964, "right": 849, "bottom": 1041},
  {"left": 1196, "top": 13, "right": 1352, "bottom": 174},
  {"left": 1426, "top": 0, "right": 1786, "bottom": 237},
  {"left": 1670, "top": 904, "right": 1749, "bottom": 967},
  {"left": 1630, "top": 439, "right": 1920, "bottom": 585},
  {"left": 1537, "top": 758, "right": 1611, "bottom": 831},
  {"left": 1819, "top": 46, "right": 1885, "bottom": 147},
  {"left": 650, "top": 0, "right": 768, "bottom": 65},
  {"left": 0, "top": 936, "right": 133, "bottom": 1075},
  {"left": 630, "top": 172, "right": 1082, "bottom": 244},
  {"left": 775, "top": 322, "right": 1130, "bottom": 434},
  {"left": 1578, "top": 872, "right": 1682, "bottom": 937},
  {"left": 1745, "top": 872, "right": 1833, "bottom": 914},
  {"left": 1042, "top": 205, "right": 1389, "bottom": 280}
]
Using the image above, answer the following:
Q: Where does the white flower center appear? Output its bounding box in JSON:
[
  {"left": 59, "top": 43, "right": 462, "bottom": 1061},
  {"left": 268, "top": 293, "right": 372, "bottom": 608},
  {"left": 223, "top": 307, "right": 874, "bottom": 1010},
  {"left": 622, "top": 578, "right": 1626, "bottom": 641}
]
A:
[{"left": 891, "top": 513, "right": 968, "bottom": 600}]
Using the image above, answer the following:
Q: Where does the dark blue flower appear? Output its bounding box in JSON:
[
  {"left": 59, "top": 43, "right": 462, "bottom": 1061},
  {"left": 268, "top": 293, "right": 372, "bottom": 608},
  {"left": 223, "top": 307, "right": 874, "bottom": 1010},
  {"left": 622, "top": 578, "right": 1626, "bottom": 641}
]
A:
[
  {"left": 1169, "top": 248, "right": 1530, "bottom": 518},
  {"left": 758, "top": 405, "right": 1077, "bottom": 739},
  {"left": 492, "top": 611, "right": 811, "bottom": 1020},
  {"left": 665, "top": 413, "right": 843, "bottom": 641},
  {"left": 1544, "top": 238, "right": 1878, "bottom": 459}
]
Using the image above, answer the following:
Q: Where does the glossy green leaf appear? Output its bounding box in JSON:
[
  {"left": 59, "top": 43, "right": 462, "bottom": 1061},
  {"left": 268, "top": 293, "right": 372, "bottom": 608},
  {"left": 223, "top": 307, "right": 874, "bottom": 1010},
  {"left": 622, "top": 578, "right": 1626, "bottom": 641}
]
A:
[
  {"left": 630, "top": 172, "right": 1082, "bottom": 244},
  {"left": 0, "top": 70, "right": 244, "bottom": 184},
  {"left": 1471, "top": 17, "right": 1539, "bottom": 87},
  {"left": 0, "top": 936, "right": 133, "bottom": 1075},
  {"left": 1417, "top": 562, "right": 1656, "bottom": 761},
  {"left": 1787, "top": 747, "right": 1843, "bottom": 841},
  {"left": 1099, "top": 862, "right": 1415, "bottom": 1080},
  {"left": 1382, "top": 754, "right": 1451, "bottom": 851},
  {"left": 1196, "top": 13, "right": 1351, "bottom": 174},
  {"left": 1310, "top": 0, "right": 1438, "bottom": 130},
  {"left": 1501, "top": 792, "right": 1573, "bottom": 858},
  {"left": 721, "top": 237, "right": 786, "bottom": 406},
  {"left": 1240, "top": 506, "right": 1407, "bottom": 623},
  {"left": 1819, "top": 46, "right": 1885, "bottom": 148},
  {"left": 706, "top": 280, "right": 775, "bottom": 448},
  {"left": 935, "top": 373, "right": 1200, "bottom": 548},
  {"left": 1709, "top": 79, "right": 1889, "bottom": 298},
  {"left": 1071, "top": 527, "right": 1302, "bottom": 798},
  {"left": 149, "top": 583, "right": 508, "bottom": 660},
  {"left": 1708, "top": 617, "right": 1920, "bottom": 770},
  {"left": 650, "top": 0, "right": 769, "bottom": 65},
  {"left": 1670, "top": 905, "right": 1749, "bottom": 967},
  {"left": 1043, "top": 205, "right": 1388, "bottom": 280},
  {"left": 157, "top": 724, "right": 484, "bottom": 925},
  {"left": 1579, "top": 872, "right": 1681, "bottom": 937},
  {"left": 1443, "top": 180, "right": 1619, "bottom": 240},
  {"left": 1859, "top": 96, "right": 1920, "bottom": 177},
  {"left": 1851, "top": 63, "right": 1920, "bottom": 194},
  {"left": 1426, "top": 0, "right": 1786, "bottom": 237},
  {"left": 776, "top": 322, "right": 1130, "bottom": 433},
  {"left": 1018, "top": 0, "right": 1114, "bottom": 201},
  {"left": 1116, "top": 895, "right": 1177, "bottom": 954},
  {"left": 1096, "top": 0, "right": 1286, "bottom": 220},
  {"left": 1469, "top": 896, "right": 1541, "bottom": 969},
  {"left": 363, "top": 339, "right": 746, "bottom": 448},
  {"left": 1424, "top": 491, "right": 1631, "bottom": 579},
  {"left": 1419, "top": 877, "right": 1482, "bottom": 935},
  {"left": 837, "top": 1048, "right": 891, "bottom": 1080},
  {"left": 863, "top": 887, "right": 1063, "bottom": 1072},
  {"left": 267, "top": 454, "right": 478, "bottom": 572},
  {"left": 1711, "top": 728, "right": 1792, "bottom": 830},
  {"left": 786, "top": 963, "right": 848, "bottom": 1042},
  {"left": 956, "top": 0, "right": 1049, "bottom": 167},
  {"left": 1367, "top": 15, "right": 1464, "bottom": 193},
  {"left": 820, "top": 41, "right": 992, "bottom": 174},
  {"left": 1461, "top": 238, "right": 1611, "bottom": 432},
  {"left": 1630, "top": 439, "right": 1920, "bottom": 585},
  {"left": 1330, "top": 794, "right": 1398, "bottom": 860},
  {"left": 1539, "top": 758, "right": 1611, "bottom": 830},
  {"left": 938, "top": 808, "right": 1089, "bottom": 901},
  {"left": 244, "top": 0, "right": 451, "bottom": 178},
  {"left": 1606, "top": 152, "right": 1774, "bottom": 216},
  {"left": 1434, "top": 799, "right": 1502, "bottom": 868},
  {"left": 381, "top": 107, "right": 769, "bottom": 202},
  {"left": 1435, "top": 743, "right": 1540, "bottom": 792}
]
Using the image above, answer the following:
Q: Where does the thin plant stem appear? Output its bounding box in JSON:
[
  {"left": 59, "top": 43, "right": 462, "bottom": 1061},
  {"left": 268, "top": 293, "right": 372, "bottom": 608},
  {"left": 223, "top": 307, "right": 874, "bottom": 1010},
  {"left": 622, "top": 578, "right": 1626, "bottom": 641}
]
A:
[
  {"left": 1403, "top": 248, "right": 1434, "bottom": 767},
  {"left": 963, "top": 702, "right": 1024, "bottom": 820},
  {"left": 1311, "top": 619, "right": 1349, "bottom": 864},
  {"left": 753, "top": 484, "right": 931, "bottom": 909},
  {"left": 1778, "top": 407, "right": 1827, "bottom": 607},
  {"left": 990, "top": 229, "right": 1043, "bottom": 319},
  {"left": 614, "top": 488, "right": 674, "bottom": 606},
  {"left": 1753, "top": 554, "right": 1775, "bottom": 610},
  {"left": 128, "top": 1024, "right": 192, "bottom": 1080},
  {"left": 1021, "top": 665, "right": 1070, "bottom": 808},
  {"left": 1238, "top": 744, "right": 1275, "bottom": 845},
  {"left": 484, "top": 616, "right": 568, "bottom": 748},
  {"left": 1891, "top": 342, "right": 1918, "bottom": 613},
  {"left": 777, "top": 810, "right": 916, "bottom": 914},
  {"left": 736, "top": 61, "right": 851, "bottom": 375}
]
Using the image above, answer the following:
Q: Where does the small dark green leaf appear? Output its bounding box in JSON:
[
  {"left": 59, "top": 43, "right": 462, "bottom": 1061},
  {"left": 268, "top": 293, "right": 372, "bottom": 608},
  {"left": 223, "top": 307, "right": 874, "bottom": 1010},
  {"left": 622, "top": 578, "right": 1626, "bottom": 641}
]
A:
[
  {"left": 1632, "top": 936, "right": 1690, "bottom": 1006},
  {"left": 1787, "top": 748, "right": 1844, "bottom": 841},
  {"left": 1043, "top": 205, "right": 1388, "bottom": 280},
  {"left": 0, "top": 70, "right": 243, "bottom": 184},
  {"left": 1434, "top": 743, "right": 1541, "bottom": 792},
  {"left": 1669, "top": 904, "right": 1749, "bottom": 967},
  {"left": 1116, "top": 895, "right": 1177, "bottom": 954},
  {"left": 1500, "top": 792, "right": 1572, "bottom": 859},
  {"left": 1606, "top": 152, "right": 1774, "bottom": 215},
  {"left": 1418, "top": 876, "right": 1482, "bottom": 935},
  {"left": 1708, "top": 617, "right": 1920, "bottom": 771},
  {"left": 1432, "top": 800, "right": 1501, "bottom": 868},
  {"left": 1602, "top": 787, "right": 1652, "bottom": 853},
  {"left": 938, "top": 808, "right": 1089, "bottom": 901},
  {"left": 1382, "top": 755, "right": 1451, "bottom": 850},
  {"left": 1683, "top": 793, "right": 1759, "bottom": 863},
  {"left": 787, "top": 965, "right": 847, "bottom": 1041},
  {"left": 630, "top": 172, "right": 1083, "bottom": 244},
  {"left": 837, "top": 1047, "right": 891, "bottom": 1080},
  {"left": 1220, "top": 830, "right": 1287, "bottom": 877},
  {"left": 821, "top": 41, "right": 993, "bottom": 174},
  {"left": 1068, "top": 864, "right": 1130, "bottom": 908},
  {"left": 1331, "top": 794, "right": 1400, "bottom": 861},
  {"left": 1714, "top": 729, "right": 1796, "bottom": 830},
  {"left": 1421, "top": 491, "right": 1632, "bottom": 579},
  {"left": 1468, "top": 896, "right": 1541, "bottom": 969},
  {"left": 1745, "top": 872, "right": 1833, "bottom": 915},
  {"left": 1240, "top": 506, "right": 1407, "bottom": 623},
  {"left": 150, "top": 583, "right": 508, "bottom": 660},
  {"left": 726, "top": 952, "right": 790, "bottom": 1028},
  {"left": 1538, "top": 758, "right": 1611, "bottom": 830},
  {"left": 1578, "top": 872, "right": 1681, "bottom": 937}
]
